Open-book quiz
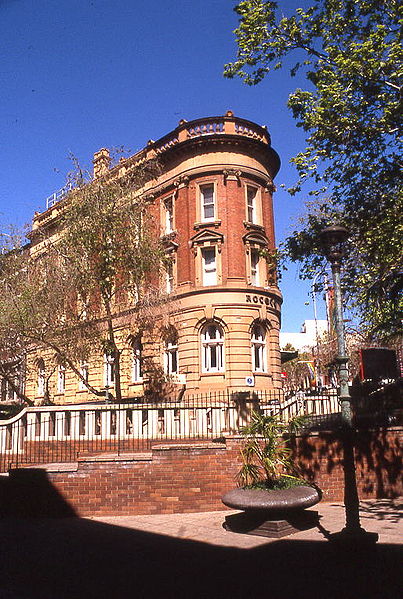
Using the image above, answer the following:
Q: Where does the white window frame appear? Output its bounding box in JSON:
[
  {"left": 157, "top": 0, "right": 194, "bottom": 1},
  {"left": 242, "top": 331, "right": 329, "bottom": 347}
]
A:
[
  {"left": 37, "top": 361, "right": 45, "bottom": 396},
  {"left": 251, "top": 324, "right": 267, "bottom": 373},
  {"left": 246, "top": 185, "right": 258, "bottom": 223},
  {"left": 79, "top": 361, "right": 89, "bottom": 390},
  {"left": 200, "top": 183, "right": 215, "bottom": 222},
  {"left": 164, "top": 196, "right": 174, "bottom": 233},
  {"left": 201, "top": 246, "right": 217, "bottom": 286},
  {"left": 166, "top": 260, "right": 174, "bottom": 294},
  {"left": 132, "top": 339, "right": 142, "bottom": 383},
  {"left": 250, "top": 248, "right": 260, "bottom": 286},
  {"left": 57, "top": 364, "right": 66, "bottom": 393},
  {"left": 201, "top": 324, "right": 224, "bottom": 373},
  {"left": 164, "top": 341, "right": 178, "bottom": 375},
  {"left": 104, "top": 354, "right": 115, "bottom": 388}
]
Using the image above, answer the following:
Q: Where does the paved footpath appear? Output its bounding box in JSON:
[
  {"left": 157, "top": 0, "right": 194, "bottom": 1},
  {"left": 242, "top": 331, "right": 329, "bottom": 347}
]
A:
[
  {"left": 1, "top": 499, "right": 401, "bottom": 599},
  {"left": 89, "top": 498, "right": 402, "bottom": 548}
]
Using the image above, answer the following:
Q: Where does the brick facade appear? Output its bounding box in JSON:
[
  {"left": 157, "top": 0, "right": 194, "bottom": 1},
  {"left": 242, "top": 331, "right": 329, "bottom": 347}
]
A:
[
  {"left": 18, "top": 112, "right": 284, "bottom": 405},
  {"left": 3, "top": 428, "right": 401, "bottom": 517}
]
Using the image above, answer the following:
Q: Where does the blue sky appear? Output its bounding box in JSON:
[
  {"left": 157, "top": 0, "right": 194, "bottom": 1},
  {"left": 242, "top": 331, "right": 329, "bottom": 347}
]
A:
[{"left": 0, "top": 0, "right": 327, "bottom": 331}]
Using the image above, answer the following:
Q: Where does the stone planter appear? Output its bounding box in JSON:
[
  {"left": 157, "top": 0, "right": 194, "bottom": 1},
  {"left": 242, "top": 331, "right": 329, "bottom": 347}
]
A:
[{"left": 222, "top": 485, "right": 321, "bottom": 538}]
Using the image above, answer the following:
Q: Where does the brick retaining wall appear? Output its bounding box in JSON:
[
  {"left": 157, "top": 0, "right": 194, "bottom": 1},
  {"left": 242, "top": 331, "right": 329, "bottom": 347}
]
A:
[{"left": 2, "top": 428, "right": 401, "bottom": 517}]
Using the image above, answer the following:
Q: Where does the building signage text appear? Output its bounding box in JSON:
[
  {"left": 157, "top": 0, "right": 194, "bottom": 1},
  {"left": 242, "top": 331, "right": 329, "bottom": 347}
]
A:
[{"left": 246, "top": 294, "right": 278, "bottom": 309}]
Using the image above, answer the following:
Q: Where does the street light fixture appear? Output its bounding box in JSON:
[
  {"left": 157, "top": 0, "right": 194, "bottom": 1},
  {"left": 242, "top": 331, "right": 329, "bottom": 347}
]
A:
[
  {"left": 319, "top": 226, "right": 351, "bottom": 426},
  {"left": 320, "top": 225, "right": 378, "bottom": 545}
]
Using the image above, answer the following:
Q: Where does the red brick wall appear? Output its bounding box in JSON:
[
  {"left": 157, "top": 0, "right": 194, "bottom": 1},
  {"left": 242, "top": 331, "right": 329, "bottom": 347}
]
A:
[{"left": 5, "top": 428, "right": 402, "bottom": 517}]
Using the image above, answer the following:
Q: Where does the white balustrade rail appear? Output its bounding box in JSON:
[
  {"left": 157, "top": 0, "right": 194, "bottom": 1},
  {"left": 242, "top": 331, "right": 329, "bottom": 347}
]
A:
[{"left": 0, "top": 391, "right": 340, "bottom": 471}]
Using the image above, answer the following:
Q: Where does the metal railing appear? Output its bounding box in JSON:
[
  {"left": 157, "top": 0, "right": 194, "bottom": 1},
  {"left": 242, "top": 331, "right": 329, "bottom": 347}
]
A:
[
  {"left": 45, "top": 182, "right": 73, "bottom": 210},
  {"left": 0, "top": 389, "right": 340, "bottom": 472}
]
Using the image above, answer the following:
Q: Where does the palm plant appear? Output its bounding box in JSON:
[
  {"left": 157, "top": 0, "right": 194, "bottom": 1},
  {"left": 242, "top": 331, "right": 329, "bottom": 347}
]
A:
[{"left": 237, "top": 411, "right": 307, "bottom": 490}]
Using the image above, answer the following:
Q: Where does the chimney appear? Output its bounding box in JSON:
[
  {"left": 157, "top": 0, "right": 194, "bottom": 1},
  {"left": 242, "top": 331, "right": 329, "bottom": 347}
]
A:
[{"left": 93, "top": 148, "right": 111, "bottom": 178}]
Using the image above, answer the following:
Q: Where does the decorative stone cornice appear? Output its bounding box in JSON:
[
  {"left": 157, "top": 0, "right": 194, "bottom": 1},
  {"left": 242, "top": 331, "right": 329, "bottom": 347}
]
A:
[
  {"left": 223, "top": 169, "right": 242, "bottom": 185},
  {"left": 264, "top": 178, "right": 276, "bottom": 194}
]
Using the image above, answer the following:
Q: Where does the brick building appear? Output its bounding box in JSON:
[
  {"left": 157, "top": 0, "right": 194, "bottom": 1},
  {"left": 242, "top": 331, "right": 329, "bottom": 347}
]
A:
[{"left": 20, "top": 111, "right": 282, "bottom": 404}]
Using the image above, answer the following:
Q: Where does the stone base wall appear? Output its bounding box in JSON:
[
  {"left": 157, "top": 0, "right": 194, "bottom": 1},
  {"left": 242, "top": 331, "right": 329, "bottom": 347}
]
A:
[{"left": 1, "top": 428, "right": 401, "bottom": 517}]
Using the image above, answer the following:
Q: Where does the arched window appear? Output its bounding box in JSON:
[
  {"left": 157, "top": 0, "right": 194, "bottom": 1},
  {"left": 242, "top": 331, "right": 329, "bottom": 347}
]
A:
[
  {"left": 251, "top": 323, "right": 267, "bottom": 373},
  {"left": 201, "top": 323, "right": 224, "bottom": 373},
  {"left": 131, "top": 337, "right": 142, "bottom": 383}
]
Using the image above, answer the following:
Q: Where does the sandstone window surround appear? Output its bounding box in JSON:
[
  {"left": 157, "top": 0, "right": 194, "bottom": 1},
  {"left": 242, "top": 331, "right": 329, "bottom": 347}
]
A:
[
  {"left": 243, "top": 230, "right": 269, "bottom": 287},
  {"left": 190, "top": 229, "right": 224, "bottom": 287}
]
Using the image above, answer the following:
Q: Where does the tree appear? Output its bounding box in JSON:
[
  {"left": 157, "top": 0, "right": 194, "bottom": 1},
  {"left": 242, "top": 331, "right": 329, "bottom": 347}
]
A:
[
  {"left": 0, "top": 157, "right": 167, "bottom": 404},
  {"left": 225, "top": 0, "right": 402, "bottom": 339}
]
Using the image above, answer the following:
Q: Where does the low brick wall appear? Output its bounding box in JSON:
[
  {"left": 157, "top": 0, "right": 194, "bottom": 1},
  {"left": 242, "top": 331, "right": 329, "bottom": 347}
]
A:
[{"left": 2, "top": 428, "right": 401, "bottom": 517}]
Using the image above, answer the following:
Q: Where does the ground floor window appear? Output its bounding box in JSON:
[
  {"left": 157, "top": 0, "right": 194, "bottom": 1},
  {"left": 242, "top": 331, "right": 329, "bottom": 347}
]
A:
[
  {"left": 251, "top": 323, "right": 266, "bottom": 372},
  {"left": 201, "top": 323, "right": 224, "bottom": 372},
  {"left": 164, "top": 341, "right": 178, "bottom": 375}
]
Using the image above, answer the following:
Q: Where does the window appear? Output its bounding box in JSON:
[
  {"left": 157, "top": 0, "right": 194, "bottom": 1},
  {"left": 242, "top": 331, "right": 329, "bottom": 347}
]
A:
[
  {"left": 247, "top": 186, "right": 257, "bottom": 223},
  {"left": 164, "top": 341, "right": 178, "bottom": 375},
  {"left": 132, "top": 338, "right": 142, "bottom": 383},
  {"left": 201, "top": 247, "right": 216, "bottom": 286},
  {"left": 251, "top": 324, "right": 266, "bottom": 372},
  {"left": 166, "top": 260, "right": 174, "bottom": 293},
  {"left": 164, "top": 196, "right": 174, "bottom": 233},
  {"left": 104, "top": 354, "right": 115, "bottom": 388},
  {"left": 57, "top": 364, "right": 66, "bottom": 393},
  {"left": 201, "top": 323, "right": 224, "bottom": 373},
  {"left": 79, "top": 362, "right": 89, "bottom": 391},
  {"left": 200, "top": 184, "right": 215, "bottom": 221},
  {"left": 250, "top": 248, "right": 260, "bottom": 286},
  {"left": 37, "top": 359, "right": 45, "bottom": 396}
]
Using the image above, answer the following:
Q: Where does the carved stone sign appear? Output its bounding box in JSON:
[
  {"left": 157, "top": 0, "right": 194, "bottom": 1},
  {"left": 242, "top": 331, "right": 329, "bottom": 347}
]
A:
[{"left": 246, "top": 294, "right": 278, "bottom": 309}]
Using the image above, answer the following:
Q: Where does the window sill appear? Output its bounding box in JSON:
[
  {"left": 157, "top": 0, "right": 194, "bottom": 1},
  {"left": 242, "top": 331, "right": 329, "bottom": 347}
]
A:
[
  {"left": 200, "top": 371, "right": 225, "bottom": 377},
  {"left": 243, "top": 221, "right": 265, "bottom": 231},
  {"left": 194, "top": 220, "right": 221, "bottom": 230}
]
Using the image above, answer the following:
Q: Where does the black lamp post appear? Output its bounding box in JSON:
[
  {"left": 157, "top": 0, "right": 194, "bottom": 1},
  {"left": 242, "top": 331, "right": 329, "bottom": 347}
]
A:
[
  {"left": 319, "top": 226, "right": 352, "bottom": 426},
  {"left": 320, "top": 225, "right": 378, "bottom": 545}
]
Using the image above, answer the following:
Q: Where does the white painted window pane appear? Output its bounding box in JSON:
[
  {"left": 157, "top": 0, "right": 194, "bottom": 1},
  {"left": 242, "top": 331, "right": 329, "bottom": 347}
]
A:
[
  {"left": 164, "top": 197, "right": 173, "bottom": 232},
  {"left": 201, "top": 324, "right": 224, "bottom": 372},
  {"left": 251, "top": 249, "right": 259, "bottom": 285},
  {"left": 202, "top": 248, "right": 216, "bottom": 286},
  {"left": 201, "top": 184, "right": 215, "bottom": 221},
  {"left": 132, "top": 341, "right": 142, "bottom": 382},
  {"left": 247, "top": 186, "right": 257, "bottom": 223}
]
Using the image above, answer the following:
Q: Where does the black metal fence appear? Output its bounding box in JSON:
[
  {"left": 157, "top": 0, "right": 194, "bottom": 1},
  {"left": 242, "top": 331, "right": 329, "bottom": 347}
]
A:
[{"left": 0, "top": 388, "right": 341, "bottom": 472}]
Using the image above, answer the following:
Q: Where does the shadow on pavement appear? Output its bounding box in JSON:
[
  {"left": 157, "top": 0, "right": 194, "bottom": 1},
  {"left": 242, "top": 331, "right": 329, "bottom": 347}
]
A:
[
  {"left": 0, "top": 470, "right": 401, "bottom": 599},
  {"left": 0, "top": 516, "right": 402, "bottom": 599}
]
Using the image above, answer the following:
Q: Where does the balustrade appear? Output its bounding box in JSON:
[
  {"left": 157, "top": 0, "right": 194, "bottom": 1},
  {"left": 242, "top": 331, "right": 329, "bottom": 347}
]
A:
[{"left": 0, "top": 390, "right": 340, "bottom": 471}]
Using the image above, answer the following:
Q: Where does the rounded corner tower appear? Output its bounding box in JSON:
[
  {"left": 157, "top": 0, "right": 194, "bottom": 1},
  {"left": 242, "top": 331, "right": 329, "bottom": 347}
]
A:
[{"left": 145, "top": 111, "right": 283, "bottom": 394}]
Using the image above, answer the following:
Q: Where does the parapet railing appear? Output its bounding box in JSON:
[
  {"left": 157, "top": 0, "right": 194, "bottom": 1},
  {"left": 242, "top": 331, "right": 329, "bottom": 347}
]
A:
[
  {"left": 0, "top": 389, "right": 340, "bottom": 472},
  {"left": 153, "top": 114, "right": 270, "bottom": 155},
  {"left": 45, "top": 182, "right": 73, "bottom": 210}
]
